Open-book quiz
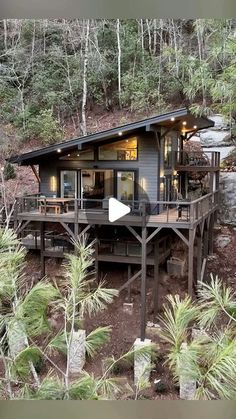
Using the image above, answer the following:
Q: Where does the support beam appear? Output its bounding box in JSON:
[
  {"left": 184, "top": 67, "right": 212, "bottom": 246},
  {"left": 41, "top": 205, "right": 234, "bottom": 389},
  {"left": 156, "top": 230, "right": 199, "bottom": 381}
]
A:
[
  {"left": 78, "top": 224, "right": 92, "bottom": 239},
  {"left": 172, "top": 228, "right": 189, "bottom": 247},
  {"left": 40, "top": 221, "right": 45, "bottom": 278},
  {"left": 140, "top": 220, "right": 147, "bottom": 341},
  {"left": 146, "top": 227, "right": 162, "bottom": 244},
  {"left": 60, "top": 222, "right": 76, "bottom": 242},
  {"left": 188, "top": 229, "right": 195, "bottom": 297},
  {"left": 30, "top": 165, "right": 41, "bottom": 183},
  {"left": 196, "top": 236, "right": 202, "bottom": 287},
  {"left": 153, "top": 240, "right": 160, "bottom": 315},
  {"left": 127, "top": 264, "right": 131, "bottom": 302},
  {"left": 208, "top": 216, "right": 214, "bottom": 255},
  {"left": 16, "top": 220, "right": 31, "bottom": 236},
  {"left": 126, "top": 225, "right": 142, "bottom": 243},
  {"left": 119, "top": 269, "right": 142, "bottom": 292}
]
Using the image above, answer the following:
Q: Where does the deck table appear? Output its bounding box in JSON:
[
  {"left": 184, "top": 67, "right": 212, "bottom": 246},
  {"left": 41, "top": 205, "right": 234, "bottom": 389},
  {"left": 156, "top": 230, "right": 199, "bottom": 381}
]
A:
[{"left": 38, "top": 197, "right": 74, "bottom": 214}]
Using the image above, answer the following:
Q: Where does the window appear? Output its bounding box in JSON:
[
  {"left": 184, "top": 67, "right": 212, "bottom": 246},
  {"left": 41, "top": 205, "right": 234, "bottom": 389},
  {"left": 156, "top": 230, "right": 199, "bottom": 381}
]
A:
[
  {"left": 164, "top": 137, "right": 172, "bottom": 168},
  {"left": 98, "top": 137, "right": 137, "bottom": 161},
  {"left": 116, "top": 171, "right": 135, "bottom": 201},
  {"left": 60, "top": 170, "right": 78, "bottom": 198}
]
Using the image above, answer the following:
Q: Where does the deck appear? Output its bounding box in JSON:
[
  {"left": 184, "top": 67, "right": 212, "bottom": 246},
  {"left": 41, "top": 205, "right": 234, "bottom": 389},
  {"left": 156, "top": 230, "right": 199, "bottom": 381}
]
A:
[{"left": 15, "top": 192, "right": 218, "bottom": 230}]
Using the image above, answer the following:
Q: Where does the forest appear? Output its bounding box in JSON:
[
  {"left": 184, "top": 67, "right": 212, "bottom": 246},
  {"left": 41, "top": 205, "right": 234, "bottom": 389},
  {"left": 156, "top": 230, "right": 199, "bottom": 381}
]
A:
[{"left": 0, "top": 18, "right": 236, "bottom": 152}]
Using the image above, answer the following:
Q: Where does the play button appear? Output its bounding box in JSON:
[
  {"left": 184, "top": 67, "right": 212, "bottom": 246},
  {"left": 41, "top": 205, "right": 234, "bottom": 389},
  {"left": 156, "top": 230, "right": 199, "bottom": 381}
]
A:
[{"left": 108, "top": 198, "right": 131, "bottom": 222}]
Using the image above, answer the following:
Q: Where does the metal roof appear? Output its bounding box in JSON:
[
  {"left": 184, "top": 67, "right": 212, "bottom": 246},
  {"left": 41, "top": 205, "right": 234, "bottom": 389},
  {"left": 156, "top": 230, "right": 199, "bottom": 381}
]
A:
[{"left": 8, "top": 108, "right": 214, "bottom": 165}]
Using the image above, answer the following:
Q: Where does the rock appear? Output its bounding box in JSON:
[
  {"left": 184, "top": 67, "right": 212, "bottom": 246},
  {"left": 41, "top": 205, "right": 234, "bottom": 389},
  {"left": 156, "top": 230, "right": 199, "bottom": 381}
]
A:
[
  {"left": 219, "top": 172, "right": 236, "bottom": 225},
  {"left": 208, "top": 114, "right": 230, "bottom": 130},
  {"left": 215, "top": 234, "right": 231, "bottom": 249},
  {"left": 200, "top": 130, "right": 232, "bottom": 147}
]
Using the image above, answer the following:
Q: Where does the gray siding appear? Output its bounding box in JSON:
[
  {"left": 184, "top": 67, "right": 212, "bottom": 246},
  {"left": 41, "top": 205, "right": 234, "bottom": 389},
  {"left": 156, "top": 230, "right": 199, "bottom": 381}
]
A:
[{"left": 39, "top": 134, "right": 159, "bottom": 201}]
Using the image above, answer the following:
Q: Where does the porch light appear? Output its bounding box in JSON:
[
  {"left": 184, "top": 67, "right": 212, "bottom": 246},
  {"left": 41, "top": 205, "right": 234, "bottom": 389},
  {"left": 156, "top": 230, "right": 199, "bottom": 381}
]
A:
[
  {"left": 193, "top": 125, "right": 197, "bottom": 129},
  {"left": 77, "top": 153, "right": 80, "bottom": 157},
  {"left": 50, "top": 176, "right": 57, "bottom": 192},
  {"left": 182, "top": 121, "right": 187, "bottom": 126},
  {"left": 67, "top": 154, "right": 71, "bottom": 157},
  {"left": 170, "top": 117, "right": 175, "bottom": 121},
  {"left": 57, "top": 148, "right": 61, "bottom": 153},
  {"left": 118, "top": 131, "right": 123, "bottom": 136}
]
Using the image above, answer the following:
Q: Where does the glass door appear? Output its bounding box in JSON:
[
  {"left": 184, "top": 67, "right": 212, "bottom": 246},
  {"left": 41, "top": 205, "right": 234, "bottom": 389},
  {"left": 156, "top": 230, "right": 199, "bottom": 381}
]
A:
[
  {"left": 116, "top": 171, "right": 135, "bottom": 202},
  {"left": 60, "top": 170, "right": 78, "bottom": 198}
]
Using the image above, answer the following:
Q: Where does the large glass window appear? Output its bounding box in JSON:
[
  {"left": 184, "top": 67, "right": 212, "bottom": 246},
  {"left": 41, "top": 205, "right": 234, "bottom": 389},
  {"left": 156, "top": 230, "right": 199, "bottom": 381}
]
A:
[
  {"left": 98, "top": 137, "right": 137, "bottom": 161},
  {"left": 117, "top": 171, "right": 135, "bottom": 201}
]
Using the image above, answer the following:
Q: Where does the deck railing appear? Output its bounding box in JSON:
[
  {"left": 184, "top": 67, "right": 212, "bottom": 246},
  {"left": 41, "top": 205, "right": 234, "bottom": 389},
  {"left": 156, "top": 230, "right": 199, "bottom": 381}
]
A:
[
  {"left": 175, "top": 150, "right": 220, "bottom": 168},
  {"left": 14, "top": 190, "right": 219, "bottom": 226}
]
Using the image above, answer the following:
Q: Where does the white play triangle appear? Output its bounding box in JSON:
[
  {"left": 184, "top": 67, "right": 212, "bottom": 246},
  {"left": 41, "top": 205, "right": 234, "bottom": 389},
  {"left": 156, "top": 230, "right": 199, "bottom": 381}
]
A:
[{"left": 108, "top": 198, "right": 131, "bottom": 222}]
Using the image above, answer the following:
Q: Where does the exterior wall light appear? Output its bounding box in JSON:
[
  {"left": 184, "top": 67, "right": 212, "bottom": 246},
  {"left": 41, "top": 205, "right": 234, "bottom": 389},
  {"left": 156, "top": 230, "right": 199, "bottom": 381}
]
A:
[{"left": 57, "top": 149, "right": 61, "bottom": 153}]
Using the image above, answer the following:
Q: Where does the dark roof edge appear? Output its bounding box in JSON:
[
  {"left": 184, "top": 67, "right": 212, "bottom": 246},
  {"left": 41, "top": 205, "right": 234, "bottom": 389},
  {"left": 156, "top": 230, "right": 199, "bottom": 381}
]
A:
[{"left": 8, "top": 108, "right": 213, "bottom": 164}]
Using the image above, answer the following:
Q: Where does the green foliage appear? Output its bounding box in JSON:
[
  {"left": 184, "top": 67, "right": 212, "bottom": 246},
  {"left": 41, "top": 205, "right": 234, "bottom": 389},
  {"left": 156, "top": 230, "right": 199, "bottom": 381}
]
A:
[
  {"left": 25, "top": 110, "right": 63, "bottom": 145},
  {"left": 3, "top": 163, "right": 16, "bottom": 181},
  {"left": 16, "top": 281, "right": 60, "bottom": 337},
  {"left": 85, "top": 326, "right": 111, "bottom": 357},
  {"left": 160, "top": 277, "right": 236, "bottom": 399},
  {"left": 11, "top": 347, "right": 42, "bottom": 380}
]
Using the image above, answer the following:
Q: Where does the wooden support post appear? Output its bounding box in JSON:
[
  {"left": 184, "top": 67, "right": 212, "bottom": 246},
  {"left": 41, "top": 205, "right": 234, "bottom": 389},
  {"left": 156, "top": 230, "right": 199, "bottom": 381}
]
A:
[
  {"left": 208, "top": 216, "right": 214, "bottom": 255},
  {"left": 140, "top": 214, "right": 147, "bottom": 342},
  {"left": 40, "top": 221, "right": 45, "bottom": 278},
  {"left": 95, "top": 238, "right": 99, "bottom": 283},
  {"left": 127, "top": 264, "right": 131, "bottom": 302},
  {"left": 188, "top": 229, "right": 194, "bottom": 297},
  {"left": 196, "top": 236, "right": 202, "bottom": 286},
  {"left": 203, "top": 229, "right": 209, "bottom": 258},
  {"left": 153, "top": 240, "right": 160, "bottom": 315}
]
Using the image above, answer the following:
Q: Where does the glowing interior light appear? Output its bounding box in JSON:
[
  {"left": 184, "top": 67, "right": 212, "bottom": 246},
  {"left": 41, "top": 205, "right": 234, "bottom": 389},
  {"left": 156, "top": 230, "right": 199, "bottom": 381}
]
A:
[
  {"left": 57, "top": 148, "right": 61, "bottom": 153},
  {"left": 193, "top": 125, "right": 197, "bottom": 129},
  {"left": 182, "top": 121, "right": 187, "bottom": 126},
  {"left": 170, "top": 117, "right": 175, "bottom": 121},
  {"left": 118, "top": 131, "right": 123, "bottom": 136},
  {"left": 77, "top": 153, "right": 80, "bottom": 157}
]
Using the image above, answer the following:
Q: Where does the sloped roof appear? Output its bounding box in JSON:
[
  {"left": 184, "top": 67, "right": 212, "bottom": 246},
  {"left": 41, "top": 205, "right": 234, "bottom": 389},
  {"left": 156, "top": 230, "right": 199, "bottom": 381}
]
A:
[{"left": 8, "top": 108, "right": 214, "bottom": 165}]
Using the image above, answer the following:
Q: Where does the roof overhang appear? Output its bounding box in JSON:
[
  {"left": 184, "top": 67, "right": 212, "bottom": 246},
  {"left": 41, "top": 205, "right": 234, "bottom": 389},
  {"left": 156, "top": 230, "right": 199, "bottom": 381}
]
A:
[{"left": 8, "top": 108, "right": 214, "bottom": 165}]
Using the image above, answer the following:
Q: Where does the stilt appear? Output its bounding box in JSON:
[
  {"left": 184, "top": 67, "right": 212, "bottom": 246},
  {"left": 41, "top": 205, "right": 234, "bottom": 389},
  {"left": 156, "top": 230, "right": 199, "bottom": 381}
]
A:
[
  {"left": 153, "top": 239, "right": 160, "bottom": 315},
  {"left": 203, "top": 229, "right": 209, "bottom": 258},
  {"left": 40, "top": 221, "right": 45, "bottom": 278},
  {"left": 140, "top": 218, "right": 147, "bottom": 341},
  {"left": 188, "top": 229, "right": 194, "bottom": 297},
  {"left": 95, "top": 238, "right": 99, "bottom": 283},
  {"left": 127, "top": 264, "right": 131, "bottom": 302},
  {"left": 208, "top": 216, "right": 214, "bottom": 255},
  {"left": 196, "top": 235, "right": 202, "bottom": 286}
]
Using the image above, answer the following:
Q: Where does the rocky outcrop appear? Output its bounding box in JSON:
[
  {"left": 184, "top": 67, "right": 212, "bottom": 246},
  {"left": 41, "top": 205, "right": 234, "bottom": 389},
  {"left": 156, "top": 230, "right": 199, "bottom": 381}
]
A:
[
  {"left": 218, "top": 172, "right": 236, "bottom": 225},
  {"left": 200, "top": 114, "right": 233, "bottom": 148}
]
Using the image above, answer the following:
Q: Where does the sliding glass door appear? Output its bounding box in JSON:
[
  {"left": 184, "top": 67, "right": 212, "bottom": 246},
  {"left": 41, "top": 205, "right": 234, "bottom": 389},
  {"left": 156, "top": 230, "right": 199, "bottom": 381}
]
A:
[
  {"left": 60, "top": 170, "right": 79, "bottom": 198},
  {"left": 116, "top": 171, "right": 135, "bottom": 202}
]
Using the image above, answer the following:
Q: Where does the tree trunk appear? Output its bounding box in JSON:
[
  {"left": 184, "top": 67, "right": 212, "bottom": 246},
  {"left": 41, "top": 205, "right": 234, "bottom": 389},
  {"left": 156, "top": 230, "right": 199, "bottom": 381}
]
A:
[
  {"left": 81, "top": 19, "right": 90, "bottom": 136},
  {"left": 116, "top": 19, "right": 122, "bottom": 109}
]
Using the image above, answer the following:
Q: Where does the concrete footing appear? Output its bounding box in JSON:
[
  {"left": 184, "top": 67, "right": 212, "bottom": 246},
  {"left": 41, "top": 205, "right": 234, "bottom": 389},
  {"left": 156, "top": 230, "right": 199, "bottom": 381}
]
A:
[
  {"left": 179, "top": 343, "right": 196, "bottom": 399},
  {"left": 134, "top": 338, "right": 152, "bottom": 386},
  {"left": 69, "top": 329, "right": 86, "bottom": 374}
]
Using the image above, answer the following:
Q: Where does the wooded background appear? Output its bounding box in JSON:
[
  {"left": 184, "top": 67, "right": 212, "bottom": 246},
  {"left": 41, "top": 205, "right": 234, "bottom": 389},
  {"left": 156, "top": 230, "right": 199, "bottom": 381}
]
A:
[{"left": 0, "top": 19, "right": 236, "bottom": 150}]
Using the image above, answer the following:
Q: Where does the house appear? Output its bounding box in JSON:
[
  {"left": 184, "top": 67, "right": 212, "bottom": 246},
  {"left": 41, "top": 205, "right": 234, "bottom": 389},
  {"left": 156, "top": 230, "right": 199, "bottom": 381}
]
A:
[{"left": 9, "top": 108, "right": 220, "bottom": 340}]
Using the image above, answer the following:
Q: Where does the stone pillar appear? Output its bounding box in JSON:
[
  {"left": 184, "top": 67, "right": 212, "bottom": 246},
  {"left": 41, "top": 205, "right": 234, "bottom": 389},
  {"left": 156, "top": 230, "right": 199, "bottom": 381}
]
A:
[
  {"left": 69, "top": 329, "right": 86, "bottom": 374},
  {"left": 8, "top": 321, "right": 27, "bottom": 358},
  {"left": 179, "top": 343, "right": 196, "bottom": 400},
  {"left": 134, "top": 338, "right": 152, "bottom": 386}
]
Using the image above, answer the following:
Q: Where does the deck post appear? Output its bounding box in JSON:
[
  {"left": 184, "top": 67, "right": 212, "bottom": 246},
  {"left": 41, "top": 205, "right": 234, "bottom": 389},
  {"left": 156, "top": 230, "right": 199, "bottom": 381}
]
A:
[
  {"left": 95, "top": 237, "right": 99, "bottom": 283},
  {"left": 203, "top": 229, "right": 209, "bottom": 259},
  {"left": 196, "top": 235, "right": 202, "bottom": 287},
  {"left": 140, "top": 207, "right": 147, "bottom": 342},
  {"left": 208, "top": 215, "right": 214, "bottom": 255},
  {"left": 153, "top": 239, "right": 160, "bottom": 315},
  {"left": 188, "top": 229, "right": 194, "bottom": 297},
  {"left": 40, "top": 221, "right": 45, "bottom": 278},
  {"left": 127, "top": 264, "right": 132, "bottom": 302}
]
